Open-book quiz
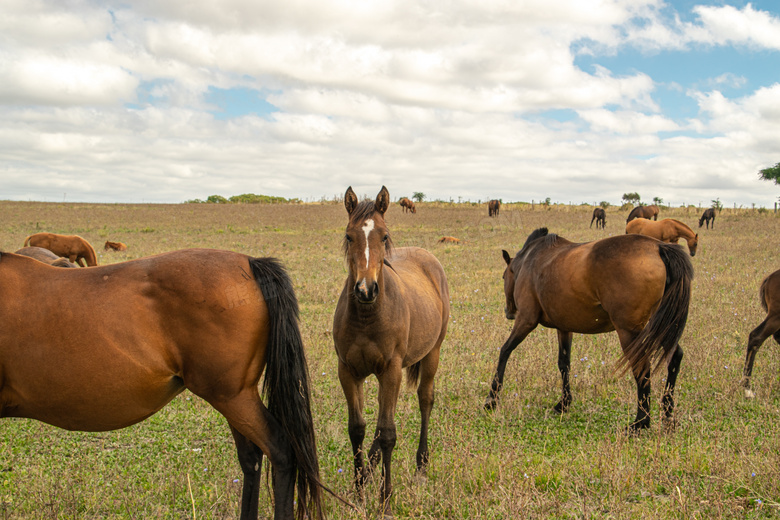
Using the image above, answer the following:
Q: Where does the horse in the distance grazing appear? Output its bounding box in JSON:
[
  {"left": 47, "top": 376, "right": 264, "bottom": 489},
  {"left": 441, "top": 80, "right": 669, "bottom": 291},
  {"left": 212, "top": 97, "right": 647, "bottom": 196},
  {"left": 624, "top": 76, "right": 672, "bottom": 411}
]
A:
[
  {"left": 742, "top": 269, "right": 780, "bottom": 398},
  {"left": 24, "top": 232, "right": 98, "bottom": 267},
  {"left": 485, "top": 228, "right": 693, "bottom": 434},
  {"left": 625, "top": 218, "right": 699, "bottom": 256},
  {"left": 626, "top": 204, "right": 660, "bottom": 223},
  {"left": 699, "top": 208, "right": 716, "bottom": 229},
  {"left": 399, "top": 197, "right": 416, "bottom": 214},
  {"left": 590, "top": 207, "right": 606, "bottom": 229},
  {"left": 14, "top": 246, "right": 78, "bottom": 268},
  {"left": 488, "top": 199, "right": 501, "bottom": 217},
  {"left": 333, "top": 186, "right": 449, "bottom": 518}
]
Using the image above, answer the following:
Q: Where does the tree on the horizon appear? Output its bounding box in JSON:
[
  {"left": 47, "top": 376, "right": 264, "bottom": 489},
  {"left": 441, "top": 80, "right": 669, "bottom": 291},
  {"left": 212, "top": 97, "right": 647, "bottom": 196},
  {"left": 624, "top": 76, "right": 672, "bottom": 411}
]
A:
[
  {"left": 622, "top": 192, "right": 641, "bottom": 205},
  {"left": 758, "top": 162, "right": 780, "bottom": 185},
  {"left": 412, "top": 191, "right": 426, "bottom": 203},
  {"left": 653, "top": 196, "right": 663, "bottom": 205}
]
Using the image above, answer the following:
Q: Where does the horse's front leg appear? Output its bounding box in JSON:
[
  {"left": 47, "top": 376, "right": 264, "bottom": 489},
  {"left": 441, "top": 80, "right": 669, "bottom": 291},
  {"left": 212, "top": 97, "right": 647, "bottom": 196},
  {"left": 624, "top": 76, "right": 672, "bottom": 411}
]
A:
[
  {"left": 662, "top": 344, "right": 684, "bottom": 430},
  {"left": 554, "top": 330, "right": 573, "bottom": 413},
  {"left": 485, "top": 319, "right": 537, "bottom": 410},
  {"left": 367, "top": 359, "right": 402, "bottom": 519},
  {"left": 338, "top": 361, "right": 368, "bottom": 498}
]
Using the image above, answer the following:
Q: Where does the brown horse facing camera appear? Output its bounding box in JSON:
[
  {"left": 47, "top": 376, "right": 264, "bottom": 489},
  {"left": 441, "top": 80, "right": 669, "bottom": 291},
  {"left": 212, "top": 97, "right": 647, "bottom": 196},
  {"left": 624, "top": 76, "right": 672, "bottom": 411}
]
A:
[
  {"left": 742, "top": 269, "right": 780, "bottom": 399},
  {"left": 104, "top": 240, "right": 128, "bottom": 251},
  {"left": 590, "top": 207, "right": 606, "bottom": 229},
  {"left": 23, "top": 232, "right": 98, "bottom": 267},
  {"left": 333, "top": 186, "right": 449, "bottom": 517},
  {"left": 488, "top": 199, "right": 500, "bottom": 217},
  {"left": 0, "top": 250, "right": 326, "bottom": 520},
  {"left": 485, "top": 228, "right": 693, "bottom": 433},
  {"left": 626, "top": 218, "right": 699, "bottom": 256},
  {"left": 14, "top": 246, "right": 79, "bottom": 267},
  {"left": 399, "top": 197, "right": 416, "bottom": 214},
  {"left": 626, "top": 204, "right": 660, "bottom": 223}
]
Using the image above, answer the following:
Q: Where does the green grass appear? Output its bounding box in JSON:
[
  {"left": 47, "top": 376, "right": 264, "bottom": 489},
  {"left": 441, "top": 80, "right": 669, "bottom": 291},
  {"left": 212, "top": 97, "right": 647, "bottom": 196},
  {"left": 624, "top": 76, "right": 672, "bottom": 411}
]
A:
[{"left": 1, "top": 201, "right": 780, "bottom": 518}]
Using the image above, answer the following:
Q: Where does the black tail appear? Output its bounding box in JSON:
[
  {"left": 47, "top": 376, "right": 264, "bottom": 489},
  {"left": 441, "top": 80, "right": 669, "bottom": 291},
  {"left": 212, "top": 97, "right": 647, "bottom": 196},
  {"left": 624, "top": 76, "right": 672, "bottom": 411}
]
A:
[
  {"left": 250, "top": 258, "right": 324, "bottom": 520},
  {"left": 620, "top": 243, "right": 693, "bottom": 377}
]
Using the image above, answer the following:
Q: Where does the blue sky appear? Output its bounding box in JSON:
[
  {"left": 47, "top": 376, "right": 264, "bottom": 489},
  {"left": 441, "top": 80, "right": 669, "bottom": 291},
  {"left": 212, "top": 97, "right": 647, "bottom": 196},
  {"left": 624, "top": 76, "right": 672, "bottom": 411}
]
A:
[{"left": 1, "top": 0, "right": 779, "bottom": 206}]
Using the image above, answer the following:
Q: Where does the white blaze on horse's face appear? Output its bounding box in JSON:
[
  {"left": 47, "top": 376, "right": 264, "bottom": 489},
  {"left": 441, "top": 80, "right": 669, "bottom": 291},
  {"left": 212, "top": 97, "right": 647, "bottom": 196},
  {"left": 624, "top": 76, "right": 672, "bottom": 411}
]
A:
[{"left": 362, "top": 219, "right": 374, "bottom": 269}]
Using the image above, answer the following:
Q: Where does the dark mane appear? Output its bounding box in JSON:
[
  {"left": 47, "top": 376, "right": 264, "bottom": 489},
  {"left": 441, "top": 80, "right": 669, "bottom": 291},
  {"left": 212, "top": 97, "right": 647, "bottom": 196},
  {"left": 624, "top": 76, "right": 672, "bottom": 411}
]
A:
[
  {"left": 342, "top": 200, "right": 394, "bottom": 256},
  {"left": 510, "top": 228, "right": 557, "bottom": 271}
]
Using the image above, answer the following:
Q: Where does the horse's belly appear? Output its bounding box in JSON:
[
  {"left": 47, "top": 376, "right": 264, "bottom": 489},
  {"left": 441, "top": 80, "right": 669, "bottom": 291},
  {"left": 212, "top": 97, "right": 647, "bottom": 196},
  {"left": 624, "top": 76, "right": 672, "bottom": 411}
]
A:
[{"left": 540, "top": 308, "right": 614, "bottom": 335}]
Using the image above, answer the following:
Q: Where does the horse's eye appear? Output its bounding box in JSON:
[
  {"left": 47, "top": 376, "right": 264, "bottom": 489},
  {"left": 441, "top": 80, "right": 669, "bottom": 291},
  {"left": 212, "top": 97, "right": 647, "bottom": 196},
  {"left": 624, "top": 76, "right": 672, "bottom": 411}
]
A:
[
  {"left": 382, "top": 234, "right": 389, "bottom": 242},
  {"left": 345, "top": 234, "right": 352, "bottom": 242}
]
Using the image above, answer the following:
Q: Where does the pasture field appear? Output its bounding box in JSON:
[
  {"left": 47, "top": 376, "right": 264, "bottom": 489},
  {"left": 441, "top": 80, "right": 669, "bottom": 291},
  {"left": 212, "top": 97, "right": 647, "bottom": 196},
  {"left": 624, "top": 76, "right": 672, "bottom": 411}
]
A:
[{"left": 1, "top": 200, "right": 779, "bottom": 519}]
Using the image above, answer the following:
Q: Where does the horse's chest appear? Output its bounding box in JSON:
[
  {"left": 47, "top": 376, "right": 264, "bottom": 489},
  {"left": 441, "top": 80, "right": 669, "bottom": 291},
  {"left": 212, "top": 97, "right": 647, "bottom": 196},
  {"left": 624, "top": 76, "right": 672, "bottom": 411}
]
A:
[{"left": 339, "top": 336, "right": 397, "bottom": 377}]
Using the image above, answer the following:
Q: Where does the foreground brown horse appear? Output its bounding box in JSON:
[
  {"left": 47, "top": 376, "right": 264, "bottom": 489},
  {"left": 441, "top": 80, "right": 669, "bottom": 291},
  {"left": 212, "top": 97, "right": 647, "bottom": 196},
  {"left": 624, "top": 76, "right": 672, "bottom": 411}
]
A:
[
  {"left": 104, "top": 240, "right": 128, "bottom": 251},
  {"left": 24, "top": 232, "right": 98, "bottom": 267},
  {"left": 742, "top": 269, "right": 780, "bottom": 398},
  {"left": 590, "top": 207, "right": 606, "bottom": 229},
  {"left": 15, "top": 246, "right": 78, "bottom": 267},
  {"left": 399, "top": 197, "right": 416, "bottom": 214},
  {"left": 333, "top": 186, "right": 449, "bottom": 517},
  {"left": 488, "top": 199, "right": 500, "bottom": 217},
  {"left": 626, "top": 218, "right": 699, "bottom": 256},
  {"left": 0, "top": 250, "right": 324, "bottom": 520},
  {"left": 485, "top": 228, "right": 692, "bottom": 432},
  {"left": 699, "top": 208, "right": 716, "bottom": 229},
  {"left": 626, "top": 204, "right": 660, "bottom": 223}
]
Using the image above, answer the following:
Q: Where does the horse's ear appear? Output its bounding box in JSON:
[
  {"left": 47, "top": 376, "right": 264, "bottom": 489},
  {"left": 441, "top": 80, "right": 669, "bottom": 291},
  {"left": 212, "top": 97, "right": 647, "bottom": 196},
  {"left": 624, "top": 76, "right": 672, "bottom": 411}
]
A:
[
  {"left": 502, "top": 249, "right": 512, "bottom": 265},
  {"left": 375, "top": 186, "right": 390, "bottom": 215},
  {"left": 345, "top": 187, "right": 358, "bottom": 215}
]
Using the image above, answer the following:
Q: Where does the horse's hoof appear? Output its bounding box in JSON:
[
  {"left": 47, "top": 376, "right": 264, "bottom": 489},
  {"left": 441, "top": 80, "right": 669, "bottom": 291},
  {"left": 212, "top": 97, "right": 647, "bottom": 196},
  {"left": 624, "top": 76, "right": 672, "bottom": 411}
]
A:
[
  {"left": 553, "top": 401, "right": 569, "bottom": 414},
  {"left": 744, "top": 388, "right": 755, "bottom": 399},
  {"left": 484, "top": 396, "right": 498, "bottom": 411},
  {"left": 662, "top": 417, "right": 677, "bottom": 433}
]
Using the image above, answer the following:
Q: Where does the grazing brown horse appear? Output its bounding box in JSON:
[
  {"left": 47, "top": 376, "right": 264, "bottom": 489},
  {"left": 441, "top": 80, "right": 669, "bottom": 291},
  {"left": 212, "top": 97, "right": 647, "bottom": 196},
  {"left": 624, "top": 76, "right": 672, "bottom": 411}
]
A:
[
  {"left": 438, "top": 236, "right": 461, "bottom": 244},
  {"left": 626, "top": 218, "right": 699, "bottom": 256},
  {"left": 742, "top": 269, "right": 780, "bottom": 398},
  {"left": 488, "top": 199, "right": 501, "bottom": 217},
  {"left": 399, "top": 197, "right": 416, "bottom": 214},
  {"left": 485, "top": 228, "right": 693, "bottom": 433},
  {"left": 626, "top": 204, "right": 660, "bottom": 223},
  {"left": 24, "top": 232, "right": 98, "bottom": 267},
  {"left": 590, "top": 207, "right": 606, "bottom": 229},
  {"left": 15, "top": 246, "right": 79, "bottom": 267},
  {"left": 104, "top": 240, "right": 128, "bottom": 251},
  {"left": 699, "top": 208, "right": 716, "bottom": 229},
  {"left": 333, "top": 186, "right": 449, "bottom": 517},
  {"left": 0, "top": 250, "right": 325, "bottom": 520}
]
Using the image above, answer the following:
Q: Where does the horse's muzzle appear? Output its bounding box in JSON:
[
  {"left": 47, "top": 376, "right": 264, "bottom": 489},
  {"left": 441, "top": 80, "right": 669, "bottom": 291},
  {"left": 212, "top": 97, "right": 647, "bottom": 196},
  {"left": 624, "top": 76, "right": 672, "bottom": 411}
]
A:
[{"left": 354, "top": 279, "right": 379, "bottom": 304}]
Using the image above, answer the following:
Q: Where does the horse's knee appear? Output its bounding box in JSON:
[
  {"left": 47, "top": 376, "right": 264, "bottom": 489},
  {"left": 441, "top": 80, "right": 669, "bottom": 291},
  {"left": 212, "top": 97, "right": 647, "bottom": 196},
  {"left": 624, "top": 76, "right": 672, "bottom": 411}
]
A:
[
  {"left": 377, "top": 426, "right": 397, "bottom": 451},
  {"left": 349, "top": 420, "right": 367, "bottom": 446}
]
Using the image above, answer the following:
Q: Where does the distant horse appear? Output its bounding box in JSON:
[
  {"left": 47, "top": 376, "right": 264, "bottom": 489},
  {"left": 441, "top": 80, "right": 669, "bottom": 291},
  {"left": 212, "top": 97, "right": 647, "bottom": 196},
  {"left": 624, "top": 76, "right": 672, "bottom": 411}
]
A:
[
  {"left": 742, "top": 269, "right": 780, "bottom": 398},
  {"left": 14, "top": 246, "right": 78, "bottom": 268},
  {"left": 484, "top": 228, "right": 692, "bottom": 433},
  {"left": 438, "top": 236, "right": 461, "bottom": 244},
  {"left": 699, "top": 208, "right": 716, "bottom": 229},
  {"left": 333, "top": 186, "right": 449, "bottom": 517},
  {"left": 626, "top": 218, "right": 699, "bottom": 257},
  {"left": 488, "top": 199, "right": 501, "bottom": 217},
  {"left": 399, "top": 197, "right": 416, "bottom": 214},
  {"left": 626, "top": 204, "right": 660, "bottom": 223},
  {"left": 104, "top": 240, "right": 128, "bottom": 251},
  {"left": 0, "top": 250, "right": 325, "bottom": 520},
  {"left": 24, "top": 232, "right": 98, "bottom": 267},
  {"left": 590, "top": 207, "right": 606, "bottom": 229}
]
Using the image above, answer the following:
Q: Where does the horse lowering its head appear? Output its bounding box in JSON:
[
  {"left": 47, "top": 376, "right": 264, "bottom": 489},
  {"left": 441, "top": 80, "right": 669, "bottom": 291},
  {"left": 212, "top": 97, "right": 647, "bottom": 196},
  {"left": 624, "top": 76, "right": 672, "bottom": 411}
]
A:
[
  {"left": 590, "top": 207, "right": 606, "bottom": 229},
  {"left": 699, "top": 208, "right": 716, "bottom": 229},
  {"left": 399, "top": 197, "right": 416, "bottom": 214},
  {"left": 24, "top": 232, "right": 97, "bottom": 267},
  {"left": 334, "top": 186, "right": 449, "bottom": 517},
  {"left": 487, "top": 228, "right": 693, "bottom": 433},
  {"left": 626, "top": 204, "right": 660, "bottom": 223},
  {"left": 488, "top": 199, "right": 501, "bottom": 217},
  {"left": 104, "top": 241, "right": 128, "bottom": 251},
  {"left": 14, "top": 246, "right": 78, "bottom": 268},
  {"left": 626, "top": 218, "right": 698, "bottom": 256}
]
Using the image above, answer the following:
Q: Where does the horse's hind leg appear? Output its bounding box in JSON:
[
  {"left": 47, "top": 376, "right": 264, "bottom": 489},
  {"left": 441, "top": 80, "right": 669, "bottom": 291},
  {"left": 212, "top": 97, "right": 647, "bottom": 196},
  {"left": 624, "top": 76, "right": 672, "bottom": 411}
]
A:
[
  {"left": 554, "top": 330, "right": 573, "bottom": 413},
  {"left": 617, "top": 329, "right": 652, "bottom": 433},
  {"left": 231, "top": 426, "right": 264, "bottom": 519},
  {"left": 662, "top": 344, "right": 684, "bottom": 430},
  {"left": 743, "top": 314, "right": 780, "bottom": 398},
  {"left": 415, "top": 345, "right": 441, "bottom": 472}
]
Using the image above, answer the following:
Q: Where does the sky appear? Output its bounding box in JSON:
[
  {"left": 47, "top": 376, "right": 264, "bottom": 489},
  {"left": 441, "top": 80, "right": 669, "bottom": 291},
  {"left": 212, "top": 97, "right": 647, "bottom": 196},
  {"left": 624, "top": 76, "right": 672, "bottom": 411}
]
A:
[{"left": 1, "top": 1, "right": 780, "bottom": 206}]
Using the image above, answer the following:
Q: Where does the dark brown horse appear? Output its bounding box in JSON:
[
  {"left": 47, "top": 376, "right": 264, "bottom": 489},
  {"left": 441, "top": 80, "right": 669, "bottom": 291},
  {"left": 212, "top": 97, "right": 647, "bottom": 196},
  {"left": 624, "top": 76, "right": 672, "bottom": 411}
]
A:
[
  {"left": 742, "top": 269, "right": 780, "bottom": 398},
  {"left": 485, "top": 228, "right": 693, "bottom": 432},
  {"left": 15, "top": 246, "right": 79, "bottom": 267},
  {"left": 626, "top": 204, "right": 660, "bottom": 223},
  {"left": 590, "top": 207, "right": 606, "bottom": 229},
  {"left": 626, "top": 218, "right": 698, "bottom": 256},
  {"left": 24, "top": 232, "right": 98, "bottom": 267},
  {"left": 104, "top": 240, "right": 128, "bottom": 251},
  {"left": 333, "top": 186, "right": 449, "bottom": 517},
  {"left": 488, "top": 199, "right": 501, "bottom": 217},
  {"left": 399, "top": 197, "right": 416, "bottom": 214},
  {"left": 699, "top": 208, "right": 716, "bottom": 229},
  {"left": 0, "top": 250, "right": 324, "bottom": 520}
]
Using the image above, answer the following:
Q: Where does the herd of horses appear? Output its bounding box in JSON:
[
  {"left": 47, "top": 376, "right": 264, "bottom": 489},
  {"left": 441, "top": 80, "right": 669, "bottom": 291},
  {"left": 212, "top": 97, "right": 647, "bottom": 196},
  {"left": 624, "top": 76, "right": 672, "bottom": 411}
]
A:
[{"left": 1, "top": 192, "right": 777, "bottom": 519}]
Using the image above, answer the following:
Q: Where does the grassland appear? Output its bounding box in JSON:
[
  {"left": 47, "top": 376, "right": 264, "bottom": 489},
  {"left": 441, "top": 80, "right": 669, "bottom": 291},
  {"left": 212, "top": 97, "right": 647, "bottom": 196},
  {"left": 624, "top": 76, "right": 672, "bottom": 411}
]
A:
[{"left": 0, "top": 200, "right": 779, "bottom": 519}]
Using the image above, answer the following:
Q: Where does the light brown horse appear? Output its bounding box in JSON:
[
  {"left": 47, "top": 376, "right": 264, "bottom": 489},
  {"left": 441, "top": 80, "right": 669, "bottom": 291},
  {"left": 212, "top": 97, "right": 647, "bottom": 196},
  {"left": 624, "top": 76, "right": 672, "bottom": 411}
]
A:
[
  {"left": 398, "top": 197, "right": 416, "bottom": 214},
  {"left": 742, "top": 269, "right": 780, "bottom": 398},
  {"left": 0, "top": 249, "right": 325, "bottom": 520},
  {"left": 438, "top": 236, "right": 461, "bottom": 244},
  {"left": 626, "top": 218, "right": 699, "bottom": 256},
  {"left": 24, "top": 232, "right": 98, "bottom": 267},
  {"left": 333, "top": 186, "right": 449, "bottom": 517},
  {"left": 590, "top": 207, "right": 606, "bottom": 229},
  {"left": 485, "top": 228, "right": 693, "bottom": 433},
  {"left": 104, "top": 240, "right": 128, "bottom": 251},
  {"left": 15, "top": 246, "right": 79, "bottom": 267},
  {"left": 626, "top": 204, "right": 660, "bottom": 223},
  {"left": 488, "top": 199, "right": 500, "bottom": 217}
]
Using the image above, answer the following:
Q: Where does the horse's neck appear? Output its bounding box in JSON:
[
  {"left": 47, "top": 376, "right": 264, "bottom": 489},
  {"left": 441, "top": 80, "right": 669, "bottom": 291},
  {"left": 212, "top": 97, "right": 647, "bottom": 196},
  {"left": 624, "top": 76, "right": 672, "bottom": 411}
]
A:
[{"left": 674, "top": 221, "right": 693, "bottom": 238}]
